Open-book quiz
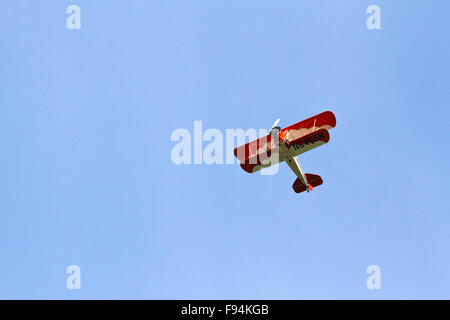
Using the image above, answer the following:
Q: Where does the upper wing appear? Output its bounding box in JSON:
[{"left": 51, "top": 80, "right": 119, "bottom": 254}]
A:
[
  {"left": 281, "top": 110, "right": 336, "bottom": 142},
  {"left": 233, "top": 111, "right": 336, "bottom": 173}
]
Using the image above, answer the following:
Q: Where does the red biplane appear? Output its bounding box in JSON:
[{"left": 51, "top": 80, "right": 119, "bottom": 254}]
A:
[{"left": 233, "top": 111, "right": 336, "bottom": 194}]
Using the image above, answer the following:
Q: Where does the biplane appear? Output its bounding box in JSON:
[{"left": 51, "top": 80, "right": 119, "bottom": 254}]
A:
[{"left": 233, "top": 111, "right": 336, "bottom": 194}]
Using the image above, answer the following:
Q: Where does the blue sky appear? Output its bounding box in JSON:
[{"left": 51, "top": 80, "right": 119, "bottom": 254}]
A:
[{"left": 0, "top": 1, "right": 449, "bottom": 299}]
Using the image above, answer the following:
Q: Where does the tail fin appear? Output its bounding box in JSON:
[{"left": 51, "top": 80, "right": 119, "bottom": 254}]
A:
[{"left": 293, "top": 173, "right": 323, "bottom": 193}]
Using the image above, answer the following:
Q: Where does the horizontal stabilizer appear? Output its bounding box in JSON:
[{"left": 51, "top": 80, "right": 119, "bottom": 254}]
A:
[{"left": 293, "top": 174, "right": 323, "bottom": 193}]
